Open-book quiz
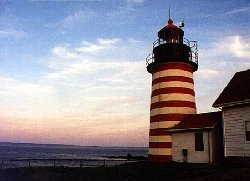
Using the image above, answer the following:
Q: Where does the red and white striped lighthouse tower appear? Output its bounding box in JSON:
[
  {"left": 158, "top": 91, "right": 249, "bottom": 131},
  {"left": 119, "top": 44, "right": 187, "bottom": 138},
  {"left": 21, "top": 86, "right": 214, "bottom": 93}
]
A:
[{"left": 146, "top": 19, "right": 198, "bottom": 163}]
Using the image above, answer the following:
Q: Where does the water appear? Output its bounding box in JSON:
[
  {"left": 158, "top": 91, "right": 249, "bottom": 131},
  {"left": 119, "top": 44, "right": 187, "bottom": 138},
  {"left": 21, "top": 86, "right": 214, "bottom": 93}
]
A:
[{"left": 0, "top": 142, "right": 147, "bottom": 168}]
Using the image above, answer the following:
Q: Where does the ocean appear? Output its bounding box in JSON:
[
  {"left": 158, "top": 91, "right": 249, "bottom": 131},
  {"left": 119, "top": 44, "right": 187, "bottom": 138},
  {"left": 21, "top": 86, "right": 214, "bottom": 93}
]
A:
[{"left": 0, "top": 142, "right": 148, "bottom": 168}]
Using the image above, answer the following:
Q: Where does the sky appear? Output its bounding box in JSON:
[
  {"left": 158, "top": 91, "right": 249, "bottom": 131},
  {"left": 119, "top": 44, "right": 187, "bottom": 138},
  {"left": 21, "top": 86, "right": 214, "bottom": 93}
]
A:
[{"left": 0, "top": 0, "right": 250, "bottom": 147}]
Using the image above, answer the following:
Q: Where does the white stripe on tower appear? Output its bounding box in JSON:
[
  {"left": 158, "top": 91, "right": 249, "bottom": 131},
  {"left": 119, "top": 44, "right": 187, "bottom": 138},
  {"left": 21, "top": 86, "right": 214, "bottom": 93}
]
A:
[
  {"left": 148, "top": 148, "right": 172, "bottom": 155},
  {"left": 148, "top": 62, "right": 196, "bottom": 162},
  {"left": 150, "top": 107, "right": 196, "bottom": 117},
  {"left": 149, "top": 135, "right": 171, "bottom": 142},
  {"left": 151, "top": 94, "right": 195, "bottom": 104},
  {"left": 150, "top": 121, "right": 180, "bottom": 129},
  {"left": 152, "top": 81, "right": 194, "bottom": 91}
]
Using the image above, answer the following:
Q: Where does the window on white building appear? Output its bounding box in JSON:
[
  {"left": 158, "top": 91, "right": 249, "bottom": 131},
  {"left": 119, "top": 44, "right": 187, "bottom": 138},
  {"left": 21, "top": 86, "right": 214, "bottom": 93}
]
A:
[
  {"left": 195, "top": 132, "right": 204, "bottom": 151},
  {"left": 245, "top": 121, "right": 250, "bottom": 141}
]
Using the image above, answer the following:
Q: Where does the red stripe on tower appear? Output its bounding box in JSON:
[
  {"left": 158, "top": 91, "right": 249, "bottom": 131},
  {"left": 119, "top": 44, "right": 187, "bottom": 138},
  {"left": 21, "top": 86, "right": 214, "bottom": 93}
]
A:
[
  {"left": 146, "top": 18, "right": 198, "bottom": 163},
  {"left": 152, "top": 76, "right": 194, "bottom": 85},
  {"left": 150, "top": 101, "right": 196, "bottom": 110}
]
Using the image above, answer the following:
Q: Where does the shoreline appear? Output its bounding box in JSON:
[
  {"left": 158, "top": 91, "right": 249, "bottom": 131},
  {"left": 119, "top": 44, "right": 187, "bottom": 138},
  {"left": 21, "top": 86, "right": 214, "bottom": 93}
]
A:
[{"left": 0, "top": 142, "right": 147, "bottom": 149}]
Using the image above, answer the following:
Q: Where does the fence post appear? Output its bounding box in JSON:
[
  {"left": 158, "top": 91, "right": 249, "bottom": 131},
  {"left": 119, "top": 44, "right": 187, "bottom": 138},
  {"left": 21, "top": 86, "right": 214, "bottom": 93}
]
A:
[
  {"left": 103, "top": 160, "right": 105, "bottom": 167},
  {"left": 1, "top": 160, "right": 3, "bottom": 170},
  {"left": 28, "top": 160, "right": 31, "bottom": 167},
  {"left": 80, "top": 160, "right": 82, "bottom": 168},
  {"left": 53, "top": 159, "right": 56, "bottom": 167}
]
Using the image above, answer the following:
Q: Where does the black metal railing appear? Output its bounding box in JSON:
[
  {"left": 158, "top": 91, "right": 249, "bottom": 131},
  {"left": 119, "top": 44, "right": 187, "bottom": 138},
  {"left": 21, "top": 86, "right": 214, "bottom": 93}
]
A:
[
  {"left": 146, "top": 38, "right": 198, "bottom": 67},
  {"left": 152, "top": 38, "right": 194, "bottom": 49},
  {"left": 146, "top": 53, "right": 154, "bottom": 67}
]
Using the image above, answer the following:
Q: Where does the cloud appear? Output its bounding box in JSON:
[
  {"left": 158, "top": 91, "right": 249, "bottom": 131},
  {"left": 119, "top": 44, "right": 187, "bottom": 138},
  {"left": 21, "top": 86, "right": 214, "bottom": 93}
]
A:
[
  {"left": 128, "top": 37, "right": 142, "bottom": 43},
  {"left": 0, "top": 30, "right": 26, "bottom": 38},
  {"left": 0, "top": 37, "right": 151, "bottom": 146},
  {"left": 44, "top": 9, "right": 95, "bottom": 28},
  {"left": 75, "top": 38, "right": 120, "bottom": 54},
  {"left": 97, "top": 38, "right": 120, "bottom": 45},
  {"left": 46, "top": 38, "right": 123, "bottom": 79},
  {"left": 0, "top": 113, "right": 149, "bottom": 146},
  {"left": 107, "top": 0, "right": 144, "bottom": 19},
  {"left": 44, "top": 37, "right": 151, "bottom": 120},
  {"left": 193, "top": 35, "right": 250, "bottom": 113},
  {"left": 200, "top": 35, "right": 250, "bottom": 59},
  {"left": 52, "top": 46, "right": 79, "bottom": 59},
  {"left": 195, "top": 69, "right": 219, "bottom": 79},
  {"left": 0, "top": 76, "right": 53, "bottom": 96},
  {"left": 51, "top": 38, "right": 121, "bottom": 59},
  {"left": 127, "top": 0, "right": 144, "bottom": 4},
  {"left": 0, "top": 76, "right": 56, "bottom": 121},
  {"left": 227, "top": 36, "right": 250, "bottom": 58},
  {"left": 80, "top": 96, "right": 137, "bottom": 111},
  {"left": 46, "top": 59, "right": 100, "bottom": 79},
  {"left": 46, "top": 58, "right": 146, "bottom": 81},
  {"left": 225, "top": 5, "right": 250, "bottom": 15},
  {"left": 46, "top": 38, "right": 148, "bottom": 80}
]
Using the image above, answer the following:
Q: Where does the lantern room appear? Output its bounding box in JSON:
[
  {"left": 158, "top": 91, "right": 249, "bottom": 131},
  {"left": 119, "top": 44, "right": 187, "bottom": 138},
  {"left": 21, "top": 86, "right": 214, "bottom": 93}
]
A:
[
  {"left": 158, "top": 19, "right": 184, "bottom": 44},
  {"left": 146, "top": 19, "right": 198, "bottom": 73}
]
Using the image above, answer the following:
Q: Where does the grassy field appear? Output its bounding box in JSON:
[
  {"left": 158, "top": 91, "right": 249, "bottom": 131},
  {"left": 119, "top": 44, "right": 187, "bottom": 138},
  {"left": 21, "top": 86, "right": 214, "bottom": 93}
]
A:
[{"left": 1, "top": 161, "right": 250, "bottom": 181}]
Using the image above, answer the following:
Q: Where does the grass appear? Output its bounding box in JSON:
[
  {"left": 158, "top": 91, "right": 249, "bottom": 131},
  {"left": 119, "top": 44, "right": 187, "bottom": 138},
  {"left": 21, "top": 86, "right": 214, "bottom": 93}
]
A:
[{"left": 1, "top": 161, "right": 250, "bottom": 180}]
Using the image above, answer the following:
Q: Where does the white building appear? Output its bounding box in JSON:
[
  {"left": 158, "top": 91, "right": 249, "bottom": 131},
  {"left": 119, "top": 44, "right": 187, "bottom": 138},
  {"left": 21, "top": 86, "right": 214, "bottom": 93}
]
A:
[
  {"left": 165, "top": 69, "right": 250, "bottom": 163},
  {"left": 167, "top": 112, "right": 223, "bottom": 163},
  {"left": 213, "top": 69, "right": 250, "bottom": 158}
]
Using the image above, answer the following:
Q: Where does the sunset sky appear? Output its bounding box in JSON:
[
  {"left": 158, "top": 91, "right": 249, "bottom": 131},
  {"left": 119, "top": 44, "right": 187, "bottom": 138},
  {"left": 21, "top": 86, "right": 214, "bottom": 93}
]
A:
[{"left": 0, "top": 0, "right": 250, "bottom": 147}]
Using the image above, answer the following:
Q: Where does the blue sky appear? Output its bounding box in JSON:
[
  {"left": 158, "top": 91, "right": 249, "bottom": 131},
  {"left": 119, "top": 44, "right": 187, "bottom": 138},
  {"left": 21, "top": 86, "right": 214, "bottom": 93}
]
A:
[{"left": 0, "top": 0, "right": 250, "bottom": 147}]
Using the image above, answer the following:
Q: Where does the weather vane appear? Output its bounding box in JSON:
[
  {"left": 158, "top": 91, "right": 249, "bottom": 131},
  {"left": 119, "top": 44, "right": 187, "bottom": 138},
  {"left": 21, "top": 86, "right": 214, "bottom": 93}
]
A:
[{"left": 169, "top": 5, "right": 171, "bottom": 19}]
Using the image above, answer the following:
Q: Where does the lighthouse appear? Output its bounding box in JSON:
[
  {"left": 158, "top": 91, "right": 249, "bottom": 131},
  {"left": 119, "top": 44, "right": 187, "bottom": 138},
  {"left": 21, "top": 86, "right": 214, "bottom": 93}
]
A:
[{"left": 146, "top": 19, "right": 198, "bottom": 163}]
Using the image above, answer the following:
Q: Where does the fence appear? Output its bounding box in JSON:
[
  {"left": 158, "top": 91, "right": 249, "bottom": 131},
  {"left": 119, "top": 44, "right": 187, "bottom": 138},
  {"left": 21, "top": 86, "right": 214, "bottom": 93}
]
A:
[{"left": 0, "top": 158, "right": 139, "bottom": 170}]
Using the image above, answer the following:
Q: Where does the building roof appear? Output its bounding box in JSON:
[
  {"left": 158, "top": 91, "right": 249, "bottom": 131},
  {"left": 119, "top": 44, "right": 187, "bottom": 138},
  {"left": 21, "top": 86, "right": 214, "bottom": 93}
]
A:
[
  {"left": 166, "top": 111, "right": 222, "bottom": 133},
  {"left": 213, "top": 69, "right": 250, "bottom": 108}
]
